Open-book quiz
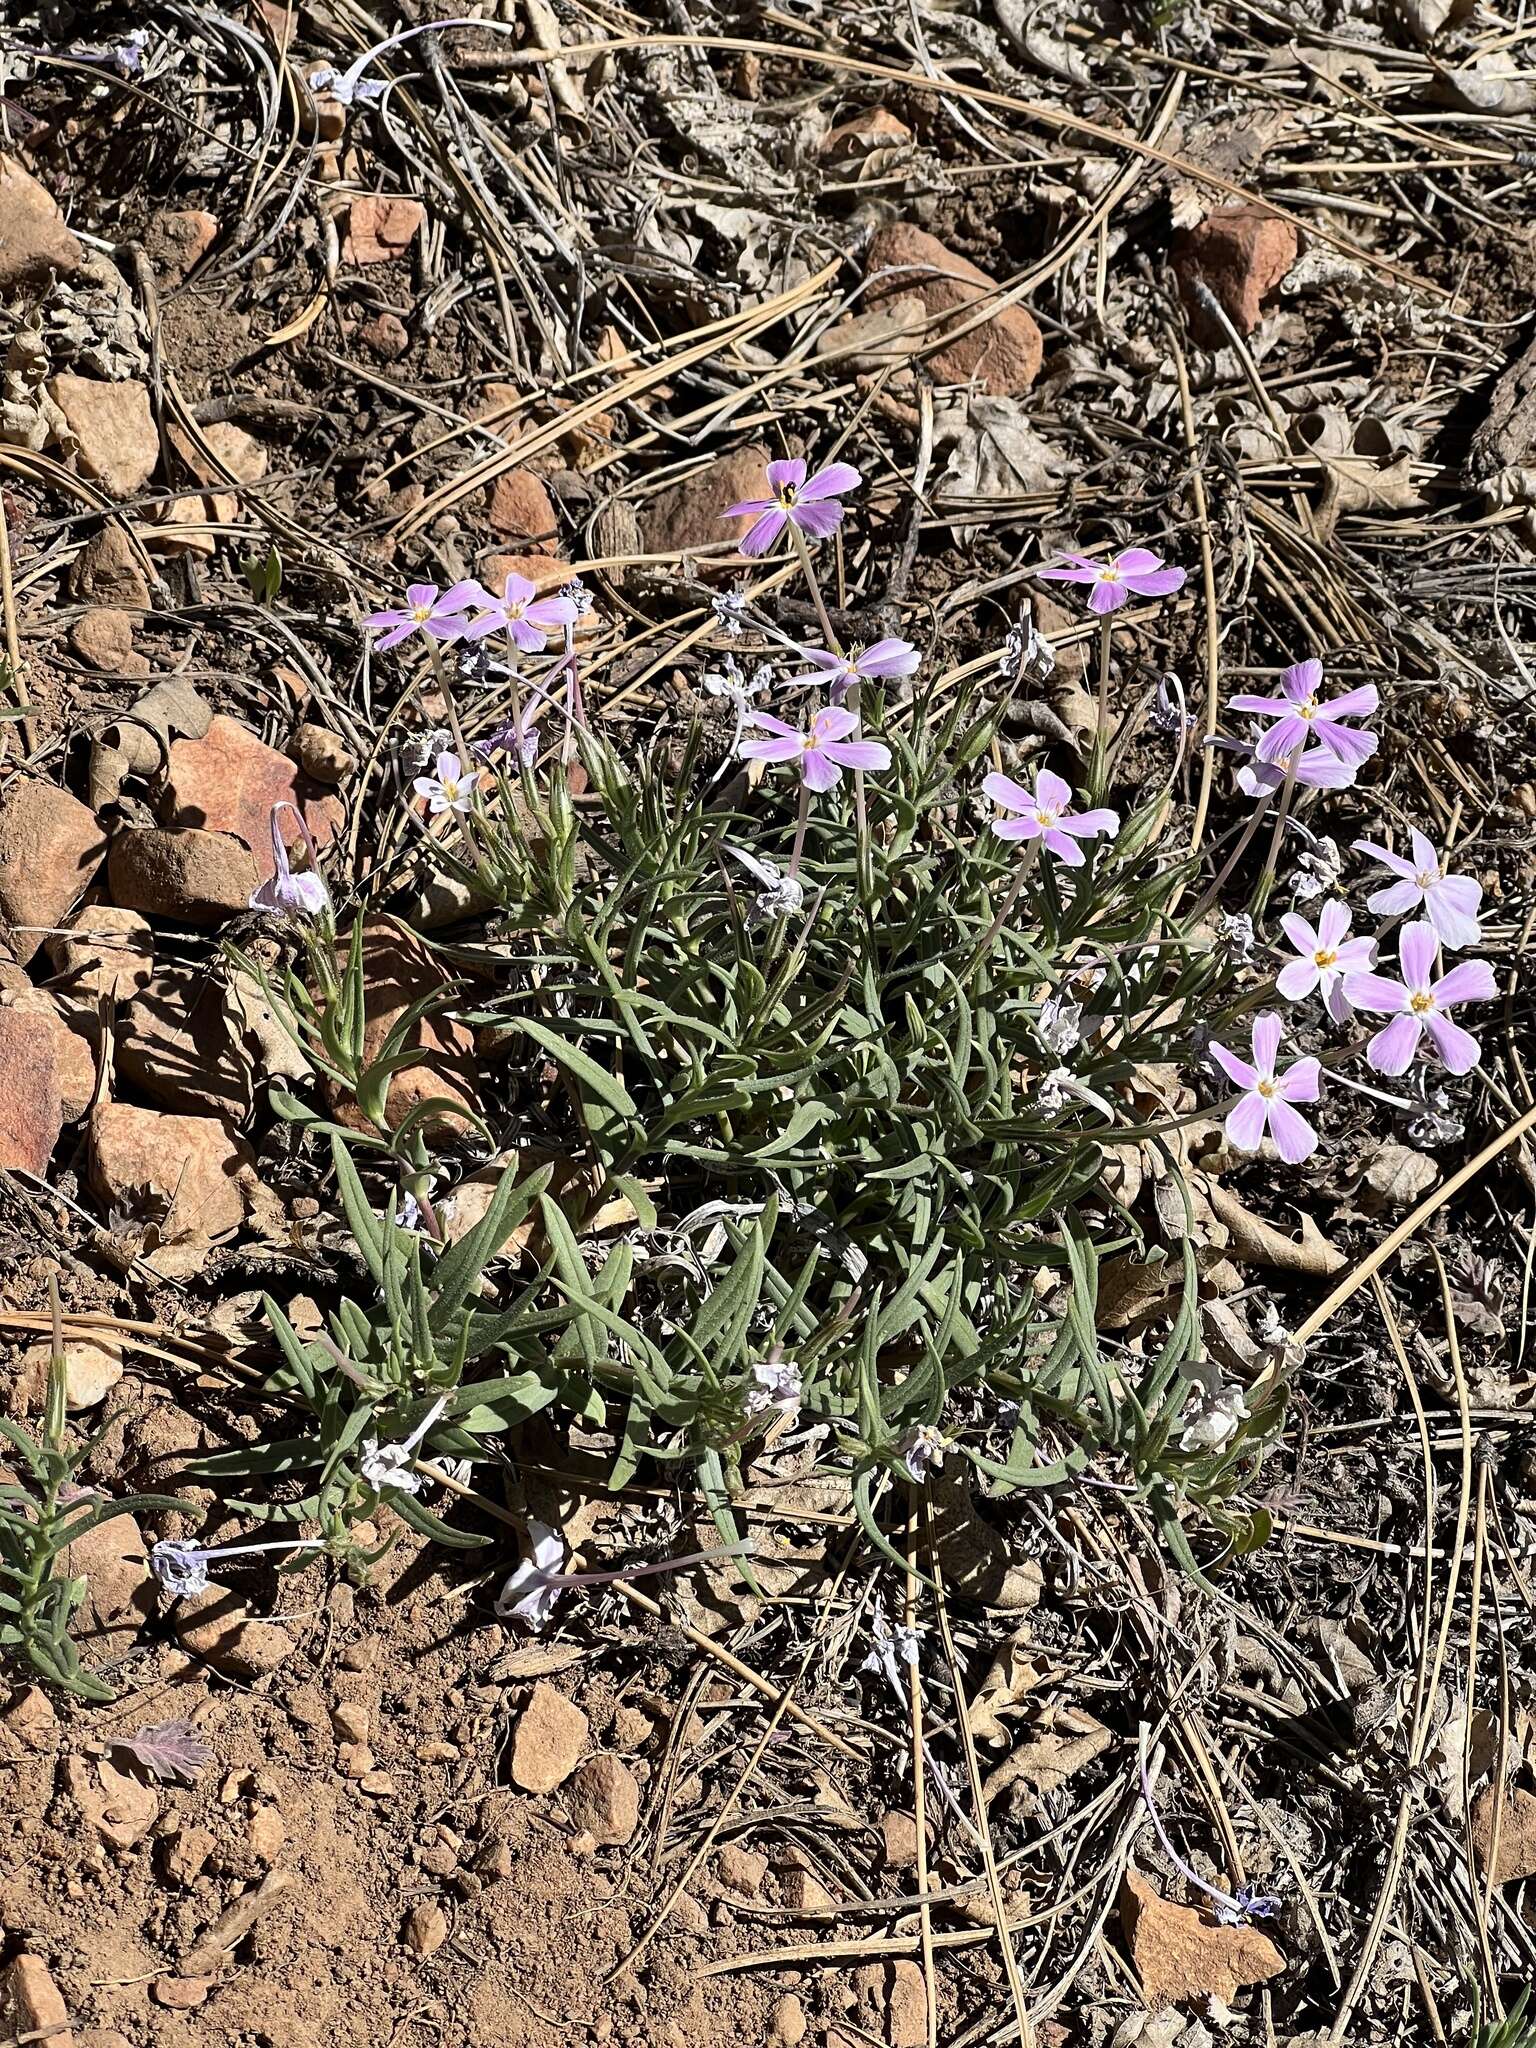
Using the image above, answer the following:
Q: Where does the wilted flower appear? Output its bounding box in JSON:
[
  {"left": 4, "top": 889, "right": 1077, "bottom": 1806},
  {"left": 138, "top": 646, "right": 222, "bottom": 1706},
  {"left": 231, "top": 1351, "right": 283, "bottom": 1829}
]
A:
[
  {"left": 739, "top": 706, "right": 891, "bottom": 792},
  {"left": 789, "top": 638, "right": 919, "bottom": 699},
  {"left": 1346, "top": 921, "right": 1496, "bottom": 1076},
  {"left": 983, "top": 768, "right": 1119, "bottom": 866},
  {"left": 1230, "top": 659, "right": 1378, "bottom": 769},
  {"left": 401, "top": 726, "right": 455, "bottom": 772},
  {"left": 701, "top": 655, "right": 772, "bottom": 705},
  {"left": 360, "top": 1395, "right": 447, "bottom": 1497},
  {"left": 744, "top": 1350, "right": 802, "bottom": 1419},
  {"left": 1036, "top": 992, "right": 1084, "bottom": 1057},
  {"left": 1355, "top": 828, "right": 1483, "bottom": 950},
  {"left": 1276, "top": 899, "right": 1375, "bottom": 1023},
  {"left": 249, "top": 802, "right": 329, "bottom": 919},
  {"left": 712, "top": 589, "right": 750, "bottom": 635},
  {"left": 1150, "top": 673, "right": 1195, "bottom": 735},
  {"left": 998, "top": 611, "right": 1056, "bottom": 684},
  {"left": 495, "top": 1519, "right": 566, "bottom": 1629},
  {"left": 1038, "top": 546, "right": 1186, "bottom": 616},
  {"left": 149, "top": 1534, "right": 325, "bottom": 1602},
  {"left": 1179, "top": 1381, "right": 1247, "bottom": 1454},
  {"left": 1209, "top": 1012, "right": 1321, "bottom": 1164},
  {"left": 363, "top": 579, "right": 482, "bottom": 650},
  {"left": 726, "top": 458, "right": 861, "bottom": 556},
  {"left": 721, "top": 844, "right": 805, "bottom": 926},
  {"left": 1290, "top": 833, "right": 1342, "bottom": 906},
  {"left": 898, "top": 1422, "right": 949, "bottom": 1483},
  {"left": 1219, "top": 911, "right": 1256, "bottom": 958},
  {"left": 462, "top": 574, "right": 579, "bottom": 653},
  {"left": 413, "top": 750, "right": 480, "bottom": 815},
  {"left": 308, "top": 61, "right": 387, "bottom": 106},
  {"left": 475, "top": 692, "right": 547, "bottom": 768}
]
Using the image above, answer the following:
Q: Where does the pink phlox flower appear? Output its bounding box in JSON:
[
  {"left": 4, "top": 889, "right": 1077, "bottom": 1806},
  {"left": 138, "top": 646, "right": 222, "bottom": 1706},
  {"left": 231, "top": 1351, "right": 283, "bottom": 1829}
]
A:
[
  {"left": 1208, "top": 1012, "right": 1321, "bottom": 1164},
  {"left": 739, "top": 704, "right": 891, "bottom": 793},
  {"left": 1229, "top": 658, "right": 1379, "bottom": 768},
  {"left": 1037, "top": 546, "right": 1186, "bottom": 616},
  {"left": 461, "top": 574, "right": 579, "bottom": 653},
  {"left": 250, "top": 801, "right": 329, "bottom": 918},
  {"left": 1275, "top": 898, "right": 1374, "bottom": 1023},
  {"left": 982, "top": 767, "right": 1119, "bottom": 867},
  {"left": 1354, "top": 827, "right": 1483, "bottom": 950},
  {"left": 412, "top": 750, "right": 481, "bottom": 815},
  {"left": 1344, "top": 920, "right": 1496, "bottom": 1076},
  {"left": 726, "top": 457, "right": 861, "bottom": 557},
  {"left": 1236, "top": 743, "right": 1360, "bottom": 800},
  {"left": 363, "top": 579, "right": 483, "bottom": 650},
  {"left": 789, "top": 636, "right": 919, "bottom": 700}
]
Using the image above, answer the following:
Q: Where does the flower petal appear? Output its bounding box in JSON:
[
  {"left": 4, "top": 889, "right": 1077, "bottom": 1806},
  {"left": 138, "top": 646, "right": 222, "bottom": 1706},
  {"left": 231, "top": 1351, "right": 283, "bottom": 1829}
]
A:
[
  {"left": 1279, "top": 911, "right": 1318, "bottom": 957},
  {"left": 1398, "top": 920, "right": 1438, "bottom": 991},
  {"left": 724, "top": 497, "right": 772, "bottom": 520},
  {"left": 739, "top": 733, "right": 806, "bottom": 764},
  {"left": 801, "top": 748, "right": 841, "bottom": 794},
  {"left": 1424, "top": 1012, "right": 1481, "bottom": 1075},
  {"left": 1275, "top": 958, "right": 1320, "bottom": 1002},
  {"left": 1282, "top": 658, "right": 1323, "bottom": 701},
  {"left": 1056, "top": 807, "right": 1119, "bottom": 839},
  {"left": 1365, "top": 879, "right": 1422, "bottom": 919},
  {"left": 813, "top": 706, "right": 861, "bottom": 743},
  {"left": 1250, "top": 1011, "right": 1284, "bottom": 1076},
  {"left": 1255, "top": 714, "right": 1312, "bottom": 763},
  {"left": 1229, "top": 692, "right": 1296, "bottom": 719},
  {"left": 1321, "top": 683, "right": 1378, "bottom": 721},
  {"left": 1276, "top": 1055, "right": 1321, "bottom": 1104},
  {"left": 1368, "top": 1012, "right": 1423, "bottom": 1076},
  {"left": 765, "top": 458, "right": 806, "bottom": 492},
  {"left": 800, "top": 461, "right": 861, "bottom": 501},
  {"left": 1225, "top": 1092, "right": 1268, "bottom": 1151},
  {"left": 1426, "top": 874, "right": 1482, "bottom": 949},
  {"left": 824, "top": 739, "right": 892, "bottom": 773},
  {"left": 859, "top": 637, "right": 921, "bottom": 677},
  {"left": 1122, "top": 566, "right": 1187, "bottom": 599},
  {"left": 1112, "top": 548, "right": 1164, "bottom": 574},
  {"left": 1087, "top": 579, "right": 1131, "bottom": 615},
  {"left": 982, "top": 770, "right": 1034, "bottom": 812},
  {"left": 1342, "top": 970, "right": 1409, "bottom": 1015},
  {"left": 1034, "top": 768, "right": 1074, "bottom": 813},
  {"left": 1354, "top": 837, "right": 1416, "bottom": 879},
  {"left": 1042, "top": 827, "right": 1086, "bottom": 865},
  {"left": 790, "top": 498, "right": 845, "bottom": 540},
  {"left": 1209, "top": 1042, "right": 1257, "bottom": 1091},
  {"left": 993, "top": 815, "right": 1041, "bottom": 841},
  {"left": 737, "top": 507, "right": 788, "bottom": 556},
  {"left": 1313, "top": 722, "right": 1378, "bottom": 766},
  {"left": 1266, "top": 1096, "right": 1317, "bottom": 1163},
  {"left": 1431, "top": 958, "right": 1496, "bottom": 1008}
]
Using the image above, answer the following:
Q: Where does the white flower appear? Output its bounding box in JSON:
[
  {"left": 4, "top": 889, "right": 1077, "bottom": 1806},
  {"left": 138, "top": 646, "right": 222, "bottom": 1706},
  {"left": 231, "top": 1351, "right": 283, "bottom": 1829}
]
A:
[
  {"left": 361, "top": 1396, "right": 446, "bottom": 1496},
  {"left": 1179, "top": 1382, "right": 1247, "bottom": 1455},
  {"left": 150, "top": 1539, "right": 212, "bottom": 1599},
  {"left": 1037, "top": 993, "right": 1083, "bottom": 1057},
  {"left": 898, "top": 1423, "right": 949, "bottom": 1483},
  {"left": 495, "top": 1519, "right": 566, "bottom": 1629},
  {"left": 307, "top": 63, "right": 387, "bottom": 106},
  {"left": 412, "top": 750, "right": 480, "bottom": 816},
  {"left": 721, "top": 844, "right": 805, "bottom": 927}
]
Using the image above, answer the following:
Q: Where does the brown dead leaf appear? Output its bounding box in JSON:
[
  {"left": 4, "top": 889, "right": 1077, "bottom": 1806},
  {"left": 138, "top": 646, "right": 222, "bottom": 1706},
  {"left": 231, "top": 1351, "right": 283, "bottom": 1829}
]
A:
[
  {"left": 1120, "top": 1868, "right": 1285, "bottom": 2008},
  {"left": 967, "top": 1632, "right": 1047, "bottom": 1745},
  {"left": 1362, "top": 1140, "right": 1438, "bottom": 1213},
  {"left": 983, "top": 1709, "right": 1111, "bottom": 1805},
  {"left": 1293, "top": 408, "right": 1425, "bottom": 539},
  {"left": 1433, "top": 60, "right": 1536, "bottom": 114},
  {"left": 1200, "top": 1176, "right": 1346, "bottom": 1277}
]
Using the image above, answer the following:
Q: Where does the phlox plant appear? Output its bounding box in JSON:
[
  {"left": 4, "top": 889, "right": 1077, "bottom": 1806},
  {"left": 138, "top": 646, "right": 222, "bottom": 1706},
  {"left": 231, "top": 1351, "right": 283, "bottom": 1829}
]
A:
[
  {"left": 0, "top": 1343, "right": 178, "bottom": 1699},
  {"left": 404, "top": 557, "right": 1280, "bottom": 1576}
]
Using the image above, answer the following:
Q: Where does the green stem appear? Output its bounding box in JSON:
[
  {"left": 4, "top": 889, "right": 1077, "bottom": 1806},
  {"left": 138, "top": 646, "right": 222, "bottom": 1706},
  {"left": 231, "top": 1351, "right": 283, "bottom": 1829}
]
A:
[
  {"left": 1089, "top": 615, "right": 1114, "bottom": 799},
  {"left": 966, "top": 839, "right": 1040, "bottom": 976}
]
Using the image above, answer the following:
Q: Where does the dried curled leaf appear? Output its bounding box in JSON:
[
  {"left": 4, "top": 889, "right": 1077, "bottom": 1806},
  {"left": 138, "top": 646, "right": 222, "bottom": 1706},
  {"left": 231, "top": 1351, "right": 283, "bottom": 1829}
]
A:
[{"left": 88, "top": 676, "right": 213, "bottom": 813}]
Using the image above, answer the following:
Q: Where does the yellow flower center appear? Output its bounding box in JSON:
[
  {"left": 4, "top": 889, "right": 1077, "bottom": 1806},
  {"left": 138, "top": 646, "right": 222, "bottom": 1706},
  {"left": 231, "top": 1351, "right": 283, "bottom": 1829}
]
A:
[
  {"left": 1410, "top": 990, "right": 1434, "bottom": 1015},
  {"left": 1257, "top": 1078, "right": 1276, "bottom": 1099},
  {"left": 1299, "top": 696, "right": 1318, "bottom": 719},
  {"left": 412, "top": 603, "right": 432, "bottom": 622},
  {"left": 1413, "top": 868, "right": 1436, "bottom": 888},
  {"left": 1314, "top": 946, "right": 1337, "bottom": 968},
  {"left": 778, "top": 484, "right": 799, "bottom": 507},
  {"left": 441, "top": 778, "right": 460, "bottom": 801},
  {"left": 1036, "top": 807, "right": 1060, "bottom": 827}
]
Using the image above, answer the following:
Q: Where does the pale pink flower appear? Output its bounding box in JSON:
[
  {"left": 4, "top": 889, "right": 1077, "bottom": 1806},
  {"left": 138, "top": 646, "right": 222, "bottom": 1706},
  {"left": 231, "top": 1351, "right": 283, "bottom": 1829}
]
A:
[
  {"left": 1354, "top": 827, "right": 1482, "bottom": 950},
  {"left": 726, "top": 458, "right": 861, "bottom": 557},
  {"left": 1038, "top": 547, "right": 1186, "bottom": 616},
  {"left": 1208, "top": 1013, "right": 1321, "bottom": 1164},
  {"left": 1345, "top": 920, "right": 1496, "bottom": 1076},
  {"left": 363, "top": 579, "right": 482, "bottom": 649},
  {"left": 789, "top": 637, "right": 919, "bottom": 698},
  {"left": 461, "top": 574, "right": 579, "bottom": 653},
  {"left": 413, "top": 750, "right": 480, "bottom": 815},
  {"left": 739, "top": 705, "right": 890, "bottom": 793},
  {"left": 1275, "top": 899, "right": 1374, "bottom": 1023},
  {"left": 982, "top": 768, "right": 1119, "bottom": 867},
  {"left": 1230, "top": 658, "right": 1378, "bottom": 768}
]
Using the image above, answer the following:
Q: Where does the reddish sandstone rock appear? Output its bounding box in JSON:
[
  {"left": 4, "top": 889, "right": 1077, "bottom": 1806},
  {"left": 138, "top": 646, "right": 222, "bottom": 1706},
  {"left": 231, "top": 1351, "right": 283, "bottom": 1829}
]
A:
[
  {"left": 48, "top": 375, "right": 160, "bottom": 497},
  {"left": 70, "top": 523, "right": 152, "bottom": 607},
  {"left": 480, "top": 551, "right": 573, "bottom": 598},
  {"left": 485, "top": 467, "right": 559, "bottom": 549},
  {"left": 0, "top": 1008, "right": 63, "bottom": 1174},
  {"left": 342, "top": 195, "right": 426, "bottom": 265},
  {"left": 510, "top": 1682, "right": 589, "bottom": 1794},
  {"left": 89, "top": 1101, "right": 251, "bottom": 1242},
  {"left": 144, "top": 208, "right": 218, "bottom": 283},
  {"left": 1172, "top": 204, "right": 1298, "bottom": 338},
  {"left": 863, "top": 223, "right": 1043, "bottom": 395},
  {"left": 70, "top": 607, "right": 150, "bottom": 676},
  {"left": 0, "top": 780, "right": 108, "bottom": 964},
  {"left": 107, "top": 827, "right": 261, "bottom": 925},
  {"left": 163, "top": 714, "right": 343, "bottom": 878},
  {"left": 641, "top": 446, "right": 774, "bottom": 556},
  {"left": 1120, "top": 1868, "right": 1285, "bottom": 2009},
  {"left": 563, "top": 1755, "right": 640, "bottom": 1846},
  {"left": 0, "top": 162, "right": 84, "bottom": 290}
]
